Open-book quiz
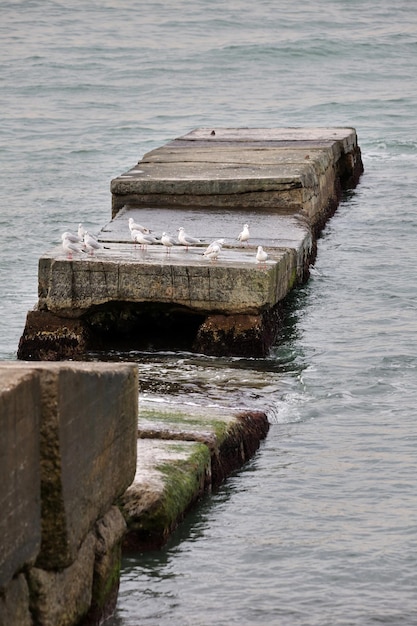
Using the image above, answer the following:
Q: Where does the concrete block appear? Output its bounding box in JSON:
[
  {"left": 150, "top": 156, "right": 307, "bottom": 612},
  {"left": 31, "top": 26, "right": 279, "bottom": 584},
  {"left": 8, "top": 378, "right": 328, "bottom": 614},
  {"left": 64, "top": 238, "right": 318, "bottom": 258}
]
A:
[
  {"left": 0, "top": 362, "right": 138, "bottom": 570},
  {"left": 138, "top": 401, "right": 270, "bottom": 486},
  {"left": 28, "top": 531, "right": 96, "bottom": 626},
  {"left": 0, "top": 368, "right": 41, "bottom": 590},
  {"left": 83, "top": 506, "right": 127, "bottom": 626},
  {"left": 120, "top": 439, "right": 211, "bottom": 550},
  {"left": 0, "top": 574, "right": 33, "bottom": 626}
]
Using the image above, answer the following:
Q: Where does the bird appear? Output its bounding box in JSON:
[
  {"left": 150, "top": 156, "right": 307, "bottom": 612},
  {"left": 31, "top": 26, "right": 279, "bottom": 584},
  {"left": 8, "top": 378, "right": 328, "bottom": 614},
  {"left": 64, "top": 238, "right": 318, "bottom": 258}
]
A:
[
  {"left": 161, "top": 232, "right": 176, "bottom": 253},
  {"left": 203, "top": 242, "right": 221, "bottom": 262},
  {"left": 78, "top": 223, "right": 86, "bottom": 240},
  {"left": 61, "top": 231, "right": 83, "bottom": 244},
  {"left": 62, "top": 235, "right": 85, "bottom": 259},
  {"left": 131, "top": 229, "right": 158, "bottom": 250},
  {"left": 203, "top": 238, "right": 224, "bottom": 259},
  {"left": 84, "top": 231, "right": 103, "bottom": 254},
  {"left": 204, "top": 238, "right": 225, "bottom": 254},
  {"left": 256, "top": 245, "right": 268, "bottom": 268},
  {"left": 177, "top": 227, "right": 201, "bottom": 250},
  {"left": 128, "top": 217, "right": 152, "bottom": 234},
  {"left": 237, "top": 223, "right": 250, "bottom": 245}
]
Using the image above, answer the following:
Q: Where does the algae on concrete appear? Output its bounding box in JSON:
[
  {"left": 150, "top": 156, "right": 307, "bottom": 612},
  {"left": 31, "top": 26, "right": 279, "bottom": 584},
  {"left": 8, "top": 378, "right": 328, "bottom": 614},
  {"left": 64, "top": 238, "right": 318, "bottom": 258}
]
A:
[{"left": 120, "top": 439, "right": 211, "bottom": 551}]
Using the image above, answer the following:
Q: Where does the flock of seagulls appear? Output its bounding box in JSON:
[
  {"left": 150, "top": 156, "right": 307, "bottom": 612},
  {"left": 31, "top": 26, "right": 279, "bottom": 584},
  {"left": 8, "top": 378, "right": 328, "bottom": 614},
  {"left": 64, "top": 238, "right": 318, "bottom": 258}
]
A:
[
  {"left": 61, "top": 219, "right": 270, "bottom": 268},
  {"left": 61, "top": 223, "right": 107, "bottom": 258}
]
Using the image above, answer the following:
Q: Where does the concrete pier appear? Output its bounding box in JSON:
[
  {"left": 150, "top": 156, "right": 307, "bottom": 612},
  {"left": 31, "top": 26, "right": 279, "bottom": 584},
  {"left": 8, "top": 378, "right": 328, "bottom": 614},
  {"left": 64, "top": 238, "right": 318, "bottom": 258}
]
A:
[{"left": 17, "top": 127, "right": 363, "bottom": 360}]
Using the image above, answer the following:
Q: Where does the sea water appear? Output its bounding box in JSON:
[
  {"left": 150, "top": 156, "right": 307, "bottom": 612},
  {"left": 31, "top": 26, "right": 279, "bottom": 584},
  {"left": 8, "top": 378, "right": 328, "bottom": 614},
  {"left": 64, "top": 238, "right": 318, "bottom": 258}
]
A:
[{"left": 1, "top": 1, "right": 417, "bottom": 624}]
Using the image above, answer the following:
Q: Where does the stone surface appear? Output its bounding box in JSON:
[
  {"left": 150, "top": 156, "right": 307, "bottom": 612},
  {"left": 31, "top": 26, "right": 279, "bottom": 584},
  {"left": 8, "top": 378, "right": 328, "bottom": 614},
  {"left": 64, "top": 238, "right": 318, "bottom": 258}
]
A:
[
  {"left": 81, "top": 506, "right": 127, "bottom": 626},
  {"left": 0, "top": 362, "right": 138, "bottom": 570},
  {"left": 138, "top": 401, "right": 270, "bottom": 486},
  {"left": 17, "top": 310, "right": 91, "bottom": 361},
  {"left": 120, "top": 439, "right": 211, "bottom": 550},
  {"left": 18, "top": 127, "right": 363, "bottom": 359},
  {"left": 0, "top": 368, "right": 41, "bottom": 590},
  {"left": 0, "top": 574, "right": 33, "bottom": 626},
  {"left": 28, "top": 531, "right": 96, "bottom": 626},
  {"left": 111, "top": 127, "right": 362, "bottom": 219}
]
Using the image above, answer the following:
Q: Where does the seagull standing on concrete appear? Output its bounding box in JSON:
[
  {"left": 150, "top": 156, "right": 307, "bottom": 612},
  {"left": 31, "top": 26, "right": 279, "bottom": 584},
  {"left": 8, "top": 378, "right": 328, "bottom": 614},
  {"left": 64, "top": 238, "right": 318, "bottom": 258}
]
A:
[
  {"left": 203, "top": 238, "right": 224, "bottom": 260},
  {"left": 128, "top": 217, "right": 152, "bottom": 235},
  {"left": 132, "top": 229, "right": 158, "bottom": 250},
  {"left": 61, "top": 233, "right": 85, "bottom": 259},
  {"left": 203, "top": 242, "right": 221, "bottom": 263},
  {"left": 256, "top": 245, "right": 268, "bottom": 268},
  {"left": 237, "top": 223, "right": 250, "bottom": 246},
  {"left": 84, "top": 232, "right": 103, "bottom": 254},
  {"left": 78, "top": 223, "right": 86, "bottom": 240},
  {"left": 178, "top": 227, "right": 201, "bottom": 251},
  {"left": 161, "top": 232, "right": 176, "bottom": 254}
]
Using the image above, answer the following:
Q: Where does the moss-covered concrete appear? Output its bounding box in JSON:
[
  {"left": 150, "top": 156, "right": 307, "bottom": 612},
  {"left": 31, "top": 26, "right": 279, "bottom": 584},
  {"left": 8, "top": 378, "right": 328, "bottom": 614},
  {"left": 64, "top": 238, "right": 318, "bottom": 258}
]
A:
[
  {"left": 120, "top": 401, "right": 269, "bottom": 550},
  {"left": 120, "top": 439, "right": 211, "bottom": 550},
  {"left": 138, "top": 402, "right": 269, "bottom": 484}
]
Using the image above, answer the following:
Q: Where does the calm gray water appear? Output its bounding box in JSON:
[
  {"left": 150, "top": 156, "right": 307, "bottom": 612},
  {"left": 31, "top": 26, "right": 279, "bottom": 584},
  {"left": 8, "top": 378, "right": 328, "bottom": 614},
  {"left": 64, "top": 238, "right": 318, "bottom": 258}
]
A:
[{"left": 2, "top": 1, "right": 417, "bottom": 624}]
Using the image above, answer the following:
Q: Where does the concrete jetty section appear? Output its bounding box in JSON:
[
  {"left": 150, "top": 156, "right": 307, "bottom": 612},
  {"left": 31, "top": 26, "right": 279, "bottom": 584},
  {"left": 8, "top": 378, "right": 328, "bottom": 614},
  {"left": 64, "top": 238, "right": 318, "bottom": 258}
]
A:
[
  {"left": 18, "top": 127, "right": 363, "bottom": 360},
  {"left": 5, "top": 128, "right": 363, "bottom": 624}
]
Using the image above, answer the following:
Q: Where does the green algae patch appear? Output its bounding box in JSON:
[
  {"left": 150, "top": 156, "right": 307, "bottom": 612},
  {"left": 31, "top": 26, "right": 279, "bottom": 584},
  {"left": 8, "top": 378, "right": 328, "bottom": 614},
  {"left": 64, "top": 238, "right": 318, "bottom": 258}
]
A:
[
  {"left": 120, "top": 439, "right": 211, "bottom": 551},
  {"left": 139, "top": 406, "right": 230, "bottom": 445},
  {"left": 138, "top": 402, "right": 269, "bottom": 486}
]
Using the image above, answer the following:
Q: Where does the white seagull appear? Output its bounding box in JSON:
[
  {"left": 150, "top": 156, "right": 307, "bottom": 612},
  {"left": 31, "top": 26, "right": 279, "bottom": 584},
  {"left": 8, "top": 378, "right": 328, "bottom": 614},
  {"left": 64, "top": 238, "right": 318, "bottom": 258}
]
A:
[
  {"left": 203, "top": 242, "right": 221, "bottom": 263},
  {"left": 62, "top": 231, "right": 83, "bottom": 244},
  {"left": 78, "top": 223, "right": 86, "bottom": 240},
  {"left": 62, "top": 235, "right": 85, "bottom": 259},
  {"left": 204, "top": 238, "right": 225, "bottom": 254},
  {"left": 256, "top": 245, "right": 268, "bottom": 268},
  {"left": 132, "top": 229, "right": 158, "bottom": 250},
  {"left": 84, "top": 231, "right": 102, "bottom": 254},
  {"left": 128, "top": 217, "right": 152, "bottom": 234},
  {"left": 178, "top": 227, "right": 201, "bottom": 250},
  {"left": 161, "top": 232, "right": 176, "bottom": 253},
  {"left": 237, "top": 223, "right": 250, "bottom": 245}
]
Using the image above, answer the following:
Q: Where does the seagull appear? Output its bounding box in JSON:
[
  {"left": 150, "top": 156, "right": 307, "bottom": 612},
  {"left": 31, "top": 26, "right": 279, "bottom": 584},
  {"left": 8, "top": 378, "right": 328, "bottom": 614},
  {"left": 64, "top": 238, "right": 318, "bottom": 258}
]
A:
[
  {"left": 78, "top": 223, "right": 86, "bottom": 240},
  {"left": 161, "top": 232, "right": 176, "bottom": 254},
  {"left": 203, "top": 238, "right": 224, "bottom": 258},
  {"left": 204, "top": 238, "right": 225, "bottom": 255},
  {"left": 61, "top": 231, "right": 83, "bottom": 244},
  {"left": 256, "top": 245, "right": 268, "bottom": 268},
  {"left": 62, "top": 235, "right": 85, "bottom": 259},
  {"left": 132, "top": 229, "right": 158, "bottom": 250},
  {"left": 237, "top": 223, "right": 250, "bottom": 246},
  {"left": 84, "top": 231, "right": 102, "bottom": 254},
  {"left": 203, "top": 242, "right": 221, "bottom": 263},
  {"left": 178, "top": 227, "right": 201, "bottom": 250},
  {"left": 128, "top": 217, "right": 152, "bottom": 234}
]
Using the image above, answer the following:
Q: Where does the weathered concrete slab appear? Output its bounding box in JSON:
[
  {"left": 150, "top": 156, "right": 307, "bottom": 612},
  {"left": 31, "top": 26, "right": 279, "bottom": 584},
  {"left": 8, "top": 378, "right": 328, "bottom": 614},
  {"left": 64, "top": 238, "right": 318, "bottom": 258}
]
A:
[
  {"left": 111, "top": 127, "right": 363, "bottom": 222},
  {"left": 0, "top": 368, "right": 41, "bottom": 590},
  {"left": 137, "top": 401, "right": 270, "bottom": 485},
  {"left": 120, "top": 439, "right": 211, "bottom": 550},
  {"left": 28, "top": 531, "right": 96, "bottom": 626},
  {"left": 17, "top": 127, "right": 363, "bottom": 359},
  {"left": 36, "top": 235, "right": 304, "bottom": 317},
  {"left": 0, "top": 362, "right": 138, "bottom": 570},
  {"left": 120, "top": 401, "right": 269, "bottom": 550}
]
